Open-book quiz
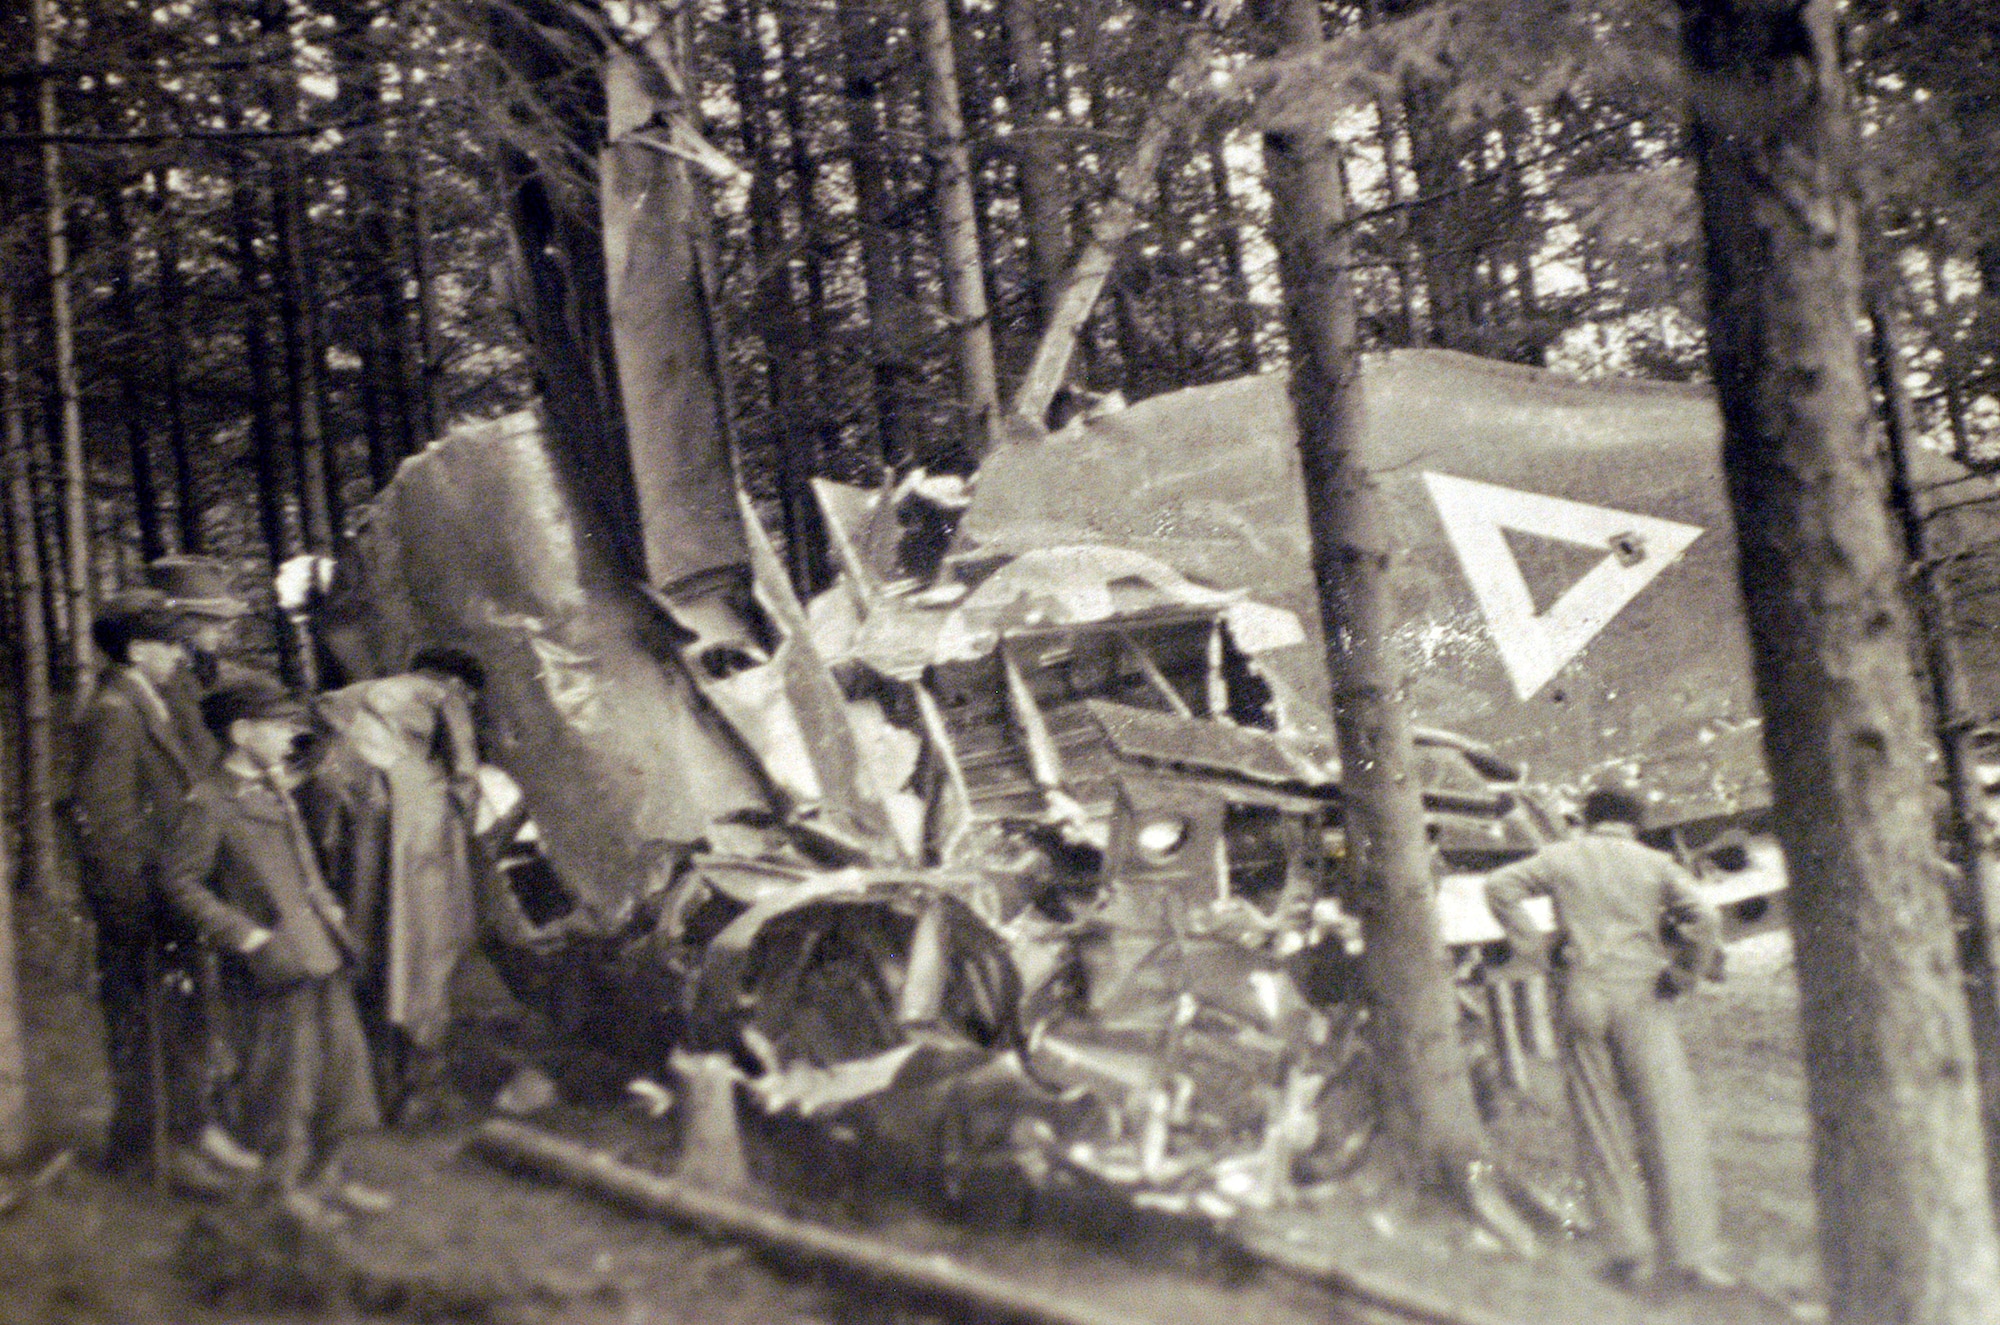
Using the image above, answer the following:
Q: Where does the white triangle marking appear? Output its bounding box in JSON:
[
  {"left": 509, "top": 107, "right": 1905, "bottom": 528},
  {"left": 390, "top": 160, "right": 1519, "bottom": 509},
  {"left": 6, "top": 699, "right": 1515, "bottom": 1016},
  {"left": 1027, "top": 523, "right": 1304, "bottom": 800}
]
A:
[{"left": 1420, "top": 472, "right": 1703, "bottom": 701}]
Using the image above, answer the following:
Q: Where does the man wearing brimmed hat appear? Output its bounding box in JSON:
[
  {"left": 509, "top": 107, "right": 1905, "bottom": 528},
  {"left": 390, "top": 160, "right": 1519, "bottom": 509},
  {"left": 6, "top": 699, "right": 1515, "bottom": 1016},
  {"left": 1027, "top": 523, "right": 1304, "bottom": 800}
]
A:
[
  {"left": 161, "top": 675, "right": 389, "bottom": 1231},
  {"left": 73, "top": 591, "right": 264, "bottom": 1194},
  {"left": 1484, "top": 780, "right": 1731, "bottom": 1293},
  {"left": 146, "top": 554, "right": 252, "bottom": 694}
]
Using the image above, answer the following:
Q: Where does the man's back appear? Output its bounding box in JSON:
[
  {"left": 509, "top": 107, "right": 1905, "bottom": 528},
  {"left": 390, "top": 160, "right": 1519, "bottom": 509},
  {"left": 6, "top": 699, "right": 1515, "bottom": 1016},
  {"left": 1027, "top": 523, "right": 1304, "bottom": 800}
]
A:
[{"left": 1486, "top": 824, "right": 1707, "bottom": 987}]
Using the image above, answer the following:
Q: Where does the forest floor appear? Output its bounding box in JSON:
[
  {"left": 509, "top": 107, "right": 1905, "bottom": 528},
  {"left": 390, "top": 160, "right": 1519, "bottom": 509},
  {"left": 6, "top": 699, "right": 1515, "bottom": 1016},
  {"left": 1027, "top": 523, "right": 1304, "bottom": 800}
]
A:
[{"left": 0, "top": 886, "right": 1821, "bottom": 1325}]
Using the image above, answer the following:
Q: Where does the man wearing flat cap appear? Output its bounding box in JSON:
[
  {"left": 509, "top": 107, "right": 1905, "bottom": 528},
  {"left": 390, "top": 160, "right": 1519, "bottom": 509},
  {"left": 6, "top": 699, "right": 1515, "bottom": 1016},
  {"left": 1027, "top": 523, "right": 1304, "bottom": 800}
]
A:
[
  {"left": 72, "top": 591, "right": 254, "bottom": 1191},
  {"left": 161, "top": 676, "right": 388, "bottom": 1230}
]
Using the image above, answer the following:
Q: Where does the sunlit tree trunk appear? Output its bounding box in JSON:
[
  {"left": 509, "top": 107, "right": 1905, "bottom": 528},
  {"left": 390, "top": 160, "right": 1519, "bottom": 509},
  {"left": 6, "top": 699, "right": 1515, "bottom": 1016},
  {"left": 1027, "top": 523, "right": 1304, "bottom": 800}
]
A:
[
  {"left": 106, "top": 179, "right": 164, "bottom": 565},
  {"left": 1261, "top": 0, "right": 1490, "bottom": 1197},
  {"left": 1680, "top": 1, "right": 2000, "bottom": 1319},
  {"left": 0, "top": 633, "right": 25, "bottom": 1164},
  {"left": 915, "top": 0, "right": 999, "bottom": 463}
]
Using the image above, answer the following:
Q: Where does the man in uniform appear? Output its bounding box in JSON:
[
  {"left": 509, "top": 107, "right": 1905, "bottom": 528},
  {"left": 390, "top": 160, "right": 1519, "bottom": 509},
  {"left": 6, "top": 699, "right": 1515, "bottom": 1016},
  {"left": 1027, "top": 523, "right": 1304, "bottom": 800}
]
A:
[
  {"left": 1483, "top": 781, "right": 1731, "bottom": 1291},
  {"left": 72, "top": 593, "right": 256, "bottom": 1190}
]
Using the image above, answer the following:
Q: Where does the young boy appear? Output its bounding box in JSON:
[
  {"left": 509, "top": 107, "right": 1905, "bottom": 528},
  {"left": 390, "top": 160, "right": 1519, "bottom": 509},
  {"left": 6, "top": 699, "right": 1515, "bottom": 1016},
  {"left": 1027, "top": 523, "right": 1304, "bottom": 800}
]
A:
[{"left": 159, "top": 675, "right": 390, "bottom": 1230}]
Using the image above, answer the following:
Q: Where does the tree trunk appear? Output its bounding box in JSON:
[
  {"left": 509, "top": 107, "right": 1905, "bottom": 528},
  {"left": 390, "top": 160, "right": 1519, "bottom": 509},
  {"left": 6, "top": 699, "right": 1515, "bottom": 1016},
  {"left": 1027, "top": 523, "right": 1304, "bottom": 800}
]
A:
[
  {"left": 1873, "top": 269, "right": 2000, "bottom": 1217},
  {"left": 261, "top": 0, "right": 335, "bottom": 551},
  {"left": 400, "top": 135, "right": 441, "bottom": 444},
  {"left": 229, "top": 156, "right": 296, "bottom": 577},
  {"left": 914, "top": 0, "right": 999, "bottom": 464},
  {"left": 272, "top": 145, "right": 335, "bottom": 550},
  {"left": 1000, "top": 0, "right": 1070, "bottom": 336},
  {"left": 1679, "top": 1, "right": 2000, "bottom": 1319},
  {"left": 1007, "top": 29, "right": 1213, "bottom": 433},
  {"left": 1203, "top": 121, "right": 1261, "bottom": 372},
  {"left": 728, "top": 0, "right": 821, "bottom": 593},
  {"left": 106, "top": 181, "right": 165, "bottom": 565},
  {"left": 836, "top": 0, "right": 914, "bottom": 470},
  {"left": 155, "top": 181, "right": 200, "bottom": 553},
  {"left": 2, "top": 271, "right": 60, "bottom": 905},
  {"left": 0, "top": 652, "right": 25, "bottom": 1163},
  {"left": 1260, "top": 0, "right": 1490, "bottom": 1197},
  {"left": 33, "top": 0, "right": 94, "bottom": 701}
]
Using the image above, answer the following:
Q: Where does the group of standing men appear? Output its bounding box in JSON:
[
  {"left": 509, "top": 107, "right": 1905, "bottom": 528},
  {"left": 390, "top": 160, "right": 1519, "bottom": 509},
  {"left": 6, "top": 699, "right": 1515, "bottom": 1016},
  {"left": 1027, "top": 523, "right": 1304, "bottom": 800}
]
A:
[{"left": 70, "top": 556, "right": 489, "bottom": 1232}]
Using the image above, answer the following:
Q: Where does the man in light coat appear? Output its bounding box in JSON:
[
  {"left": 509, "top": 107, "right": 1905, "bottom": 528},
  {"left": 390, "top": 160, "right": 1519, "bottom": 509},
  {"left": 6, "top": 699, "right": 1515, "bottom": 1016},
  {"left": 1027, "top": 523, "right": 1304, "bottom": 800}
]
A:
[{"left": 1483, "top": 782, "right": 1730, "bottom": 1291}]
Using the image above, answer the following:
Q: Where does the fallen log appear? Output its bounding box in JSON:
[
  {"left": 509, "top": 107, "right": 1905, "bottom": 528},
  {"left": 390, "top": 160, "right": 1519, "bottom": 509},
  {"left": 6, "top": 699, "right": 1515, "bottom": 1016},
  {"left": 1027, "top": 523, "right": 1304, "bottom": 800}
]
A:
[
  {"left": 470, "top": 1117, "right": 1522, "bottom": 1325},
  {"left": 471, "top": 1117, "right": 1150, "bottom": 1325}
]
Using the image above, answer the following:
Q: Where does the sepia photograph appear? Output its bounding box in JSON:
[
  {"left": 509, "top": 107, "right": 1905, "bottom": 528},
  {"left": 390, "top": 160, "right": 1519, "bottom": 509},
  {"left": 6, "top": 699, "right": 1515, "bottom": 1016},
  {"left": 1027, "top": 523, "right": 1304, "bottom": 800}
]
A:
[{"left": 0, "top": 0, "right": 1993, "bottom": 1321}]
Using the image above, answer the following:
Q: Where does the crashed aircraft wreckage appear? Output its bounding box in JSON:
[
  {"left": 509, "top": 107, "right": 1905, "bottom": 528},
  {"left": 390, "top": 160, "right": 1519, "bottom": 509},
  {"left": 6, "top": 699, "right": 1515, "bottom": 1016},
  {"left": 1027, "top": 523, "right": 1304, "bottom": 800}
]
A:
[
  {"left": 308, "top": 26, "right": 1792, "bottom": 1237},
  {"left": 317, "top": 344, "right": 1793, "bottom": 1226}
]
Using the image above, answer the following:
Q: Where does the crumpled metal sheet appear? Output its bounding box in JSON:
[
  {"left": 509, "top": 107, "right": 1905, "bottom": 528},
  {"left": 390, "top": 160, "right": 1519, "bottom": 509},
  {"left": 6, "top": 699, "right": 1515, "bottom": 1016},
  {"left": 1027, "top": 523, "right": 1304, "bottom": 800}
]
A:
[
  {"left": 347, "top": 412, "right": 770, "bottom": 919},
  {"left": 958, "top": 351, "right": 1767, "bottom": 827}
]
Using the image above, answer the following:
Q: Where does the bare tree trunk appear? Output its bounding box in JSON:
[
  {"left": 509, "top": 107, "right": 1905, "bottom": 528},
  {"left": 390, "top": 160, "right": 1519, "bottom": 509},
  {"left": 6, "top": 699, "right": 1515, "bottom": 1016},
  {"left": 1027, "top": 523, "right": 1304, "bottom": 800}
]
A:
[
  {"left": 155, "top": 180, "right": 199, "bottom": 553},
  {"left": 2, "top": 273, "right": 60, "bottom": 905},
  {"left": 33, "top": 0, "right": 94, "bottom": 701},
  {"left": 0, "top": 668, "right": 25, "bottom": 1163},
  {"left": 1679, "top": 1, "right": 2000, "bottom": 1319},
  {"left": 106, "top": 181, "right": 164, "bottom": 564},
  {"left": 914, "top": 0, "right": 999, "bottom": 463},
  {"left": 229, "top": 156, "right": 296, "bottom": 577},
  {"left": 1203, "top": 121, "right": 1261, "bottom": 372},
  {"left": 401, "top": 136, "right": 441, "bottom": 444},
  {"left": 1007, "top": 29, "right": 1213, "bottom": 433},
  {"left": 1000, "top": 0, "right": 1070, "bottom": 335},
  {"left": 836, "top": 0, "right": 914, "bottom": 470},
  {"left": 261, "top": 0, "right": 335, "bottom": 551},
  {"left": 272, "top": 148, "right": 335, "bottom": 550},
  {"left": 1874, "top": 270, "right": 2000, "bottom": 1216},
  {"left": 728, "top": 0, "right": 821, "bottom": 593},
  {"left": 1260, "top": 0, "right": 1491, "bottom": 1200}
]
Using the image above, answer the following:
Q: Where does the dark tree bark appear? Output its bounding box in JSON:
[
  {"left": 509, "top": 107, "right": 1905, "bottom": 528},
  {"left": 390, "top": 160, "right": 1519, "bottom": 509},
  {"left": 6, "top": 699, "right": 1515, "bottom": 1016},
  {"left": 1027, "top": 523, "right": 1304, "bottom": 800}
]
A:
[
  {"left": 1000, "top": 0, "right": 1070, "bottom": 335},
  {"left": 0, "top": 651, "right": 24, "bottom": 1162},
  {"left": 261, "top": 0, "right": 334, "bottom": 550},
  {"left": 228, "top": 154, "right": 295, "bottom": 575},
  {"left": 105, "top": 179, "right": 164, "bottom": 564},
  {"left": 2, "top": 267, "right": 59, "bottom": 905},
  {"left": 1679, "top": 0, "right": 2000, "bottom": 1318},
  {"left": 729, "top": 0, "right": 822, "bottom": 593},
  {"left": 836, "top": 0, "right": 915, "bottom": 468},
  {"left": 1203, "top": 120, "right": 1261, "bottom": 372},
  {"left": 1260, "top": 0, "right": 1495, "bottom": 1208},
  {"left": 1873, "top": 268, "right": 2000, "bottom": 1217},
  {"left": 33, "top": 0, "right": 93, "bottom": 699},
  {"left": 154, "top": 180, "right": 199, "bottom": 552},
  {"left": 400, "top": 135, "right": 441, "bottom": 444}
]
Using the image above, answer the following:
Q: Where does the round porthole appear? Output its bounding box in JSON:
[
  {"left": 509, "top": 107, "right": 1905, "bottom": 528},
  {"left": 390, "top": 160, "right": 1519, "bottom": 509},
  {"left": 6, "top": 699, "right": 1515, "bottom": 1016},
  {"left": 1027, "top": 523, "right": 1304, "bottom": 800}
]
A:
[{"left": 1135, "top": 817, "right": 1188, "bottom": 859}]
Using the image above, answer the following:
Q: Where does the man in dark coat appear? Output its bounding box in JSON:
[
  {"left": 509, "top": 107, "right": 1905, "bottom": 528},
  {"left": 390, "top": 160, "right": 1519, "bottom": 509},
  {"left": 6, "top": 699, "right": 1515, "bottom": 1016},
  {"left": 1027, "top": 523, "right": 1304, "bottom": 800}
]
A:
[
  {"left": 160, "top": 676, "right": 388, "bottom": 1230},
  {"left": 71, "top": 593, "right": 246, "bottom": 1187},
  {"left": 1484, "top": 782, "right": 1730, "bottom": 1291}
]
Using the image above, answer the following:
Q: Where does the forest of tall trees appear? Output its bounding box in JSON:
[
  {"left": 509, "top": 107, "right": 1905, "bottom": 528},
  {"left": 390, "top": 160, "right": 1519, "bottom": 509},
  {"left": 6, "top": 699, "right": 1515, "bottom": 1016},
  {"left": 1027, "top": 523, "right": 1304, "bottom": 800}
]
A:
[{"left": 1, "top": 0, "right": 1997, "bottom": 865}]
